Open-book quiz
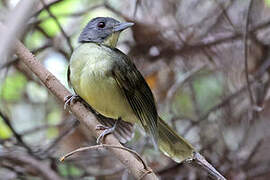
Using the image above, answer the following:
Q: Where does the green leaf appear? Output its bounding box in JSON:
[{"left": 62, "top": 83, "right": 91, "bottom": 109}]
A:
[
  {"left": 0, "top": 117, "right": 12, "bottom": 139},
  {"left": 69, "top": 165, "right": 83, "bottom": 176},
  {"left": 46, "top": 127, "right": 59, "bottom": 139},
  {"left": 0, "top": 72, "right": 27, "bottom": 101},
  {"left": 47, "top": 110, "right": 61, "bottom": 125},
  {"left": 39, "top": 12, "right": 60, "bottom": 37},
  {"left": 171, "top": 71, "right": 224, "bottom": 118},
  {"left": 58, "top": 164, "right": 83, "bottom": 177},
  {"left": 58, "top": 164, "right": 69, "bottom": 177},
  {"left": 193, "top": 72, "right": 223, "bottom": 114},
  {"left": 25, "top": 30, "right": 45, "bottom": 50},
  {"left": 265, "top": 0, "right": 270, "bottom": 7},
  {"left": 172, "top": 89, "right": 194, "bottom": 118},
  {"left": 38, "top": 0, "right": 79, "bottom": 36},
  {"left": 26, "top": 82, "right": 48, "bottom": 103}
]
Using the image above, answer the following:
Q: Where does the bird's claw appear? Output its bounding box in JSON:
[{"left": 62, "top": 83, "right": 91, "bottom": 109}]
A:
[
  {"left": 96, "top": 124, "right": 110, "bottom": 130},
  {"left": 64, "top": 95, "right": 80, "bottom": 109},
  {"left": 96, "top": 120, "right": 119, "bottom": 144}
]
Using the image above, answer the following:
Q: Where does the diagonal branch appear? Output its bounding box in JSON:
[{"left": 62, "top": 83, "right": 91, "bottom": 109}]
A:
[
  {"left": 33, "top": 0, "right": 65, "bottom": 17},
  {"left": 41, "top": 119, "right": 80, "bottom": 157},
  {"left": 39, "top": 0, "right": 73, "bottom": 53},
  {"left": 0, "top": 151, "right": 63, "bottom": 180},
  {"left": 0, "top": 109, "right": 33, "bottom": 154},
  {"left": 244, "top": 0, "right": 255, "bottom": 109}
]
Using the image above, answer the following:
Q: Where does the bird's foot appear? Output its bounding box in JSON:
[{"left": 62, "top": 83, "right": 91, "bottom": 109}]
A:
[
  {"left": 96, "top": 119, "right": 119, "bottom": 144},
  {"left": 64, "top": 94, "right": 81, "bottom": 109}
]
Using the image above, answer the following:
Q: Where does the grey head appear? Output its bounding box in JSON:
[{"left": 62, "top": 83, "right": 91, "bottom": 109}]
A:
[{"left": 78, "top": 17, "right": 134, "bottom": 43}]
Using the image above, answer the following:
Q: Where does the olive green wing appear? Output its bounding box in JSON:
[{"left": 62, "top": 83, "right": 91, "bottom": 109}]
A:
[{"left": 111, "top": 52, "right": 158, "bottom": 145}]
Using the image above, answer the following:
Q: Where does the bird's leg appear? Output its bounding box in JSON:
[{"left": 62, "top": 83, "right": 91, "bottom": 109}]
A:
[
  {"left": 64, "top": 94, "right": 81, "bottom": 109},
  {"left": 96, "top": 118, "right": 120, "bottom": 144}
]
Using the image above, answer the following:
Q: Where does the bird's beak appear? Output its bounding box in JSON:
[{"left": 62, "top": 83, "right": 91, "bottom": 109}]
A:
[{"left": 113, "top": 22, "right": 134, "bottom": 32}]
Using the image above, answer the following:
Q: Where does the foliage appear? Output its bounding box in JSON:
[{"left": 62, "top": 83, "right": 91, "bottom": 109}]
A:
[{"left": 0, "top": 72, "right": 27, "bottom": 101}]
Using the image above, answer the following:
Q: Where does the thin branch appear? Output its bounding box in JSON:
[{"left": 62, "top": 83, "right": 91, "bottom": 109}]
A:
[
  {"left": 33, "top": 0, "right": 65, "bottom": 17},
  {"left": 176, "top": 18, "right": 270, "bottom": 55},
  {"left": 199, "top": 86, "right": 246, "bottom": 122},
  {"left": 183, "top": 56, "right": 270, "bottom": 134},
  {"left": 0, "top": 109, "right": 33, "bottom": 154},
  {"left": 0, "top": 58, "right": 17, "bottom": 70},
  {"left": 41, "top": 120, "right": 80, "bottom": 157},
  {"left": 166, "top": 64, "right": 206, "bottom": 100},
  {"left": 0, "top": 151, "right": 63, "bottom": 180},
  {"left": 60, "top": 144, "right": 149, "bottom": 172},
  {"left": 213, "top": 0, "right": 236, "bottom": 32},
  {"left": 0, "top": 0, "right": 37, "bottom": 66},
  {"left": 36, "top": 24, "right": 70, "bottom": 59},
  {"left": 244, "top": 0, "right": 255, "bottom": 108},
  {"left": 191, "top": 152, "right": 226, "bottom": 180},
  {"left": 29, "top": 3, "right": 105, "bottom": 27},
  {"left": 243, "top": 139, "right": 264, "bottom": 169},
  {"left": 39, "top": 0, "right": 73, "bottom": 53},
  {"left": 133, "top": 0, "right": 141, "bottom": 18},
  {"left": 21, "top": 122, "right": 64, "bottom": 136},
  {"left": 157, "top": 163, "right": 184, "bottom": 177}
]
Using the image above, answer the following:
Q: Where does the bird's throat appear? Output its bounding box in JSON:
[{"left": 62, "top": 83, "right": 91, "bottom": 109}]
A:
[{"left": 103, "top": 32, "right": 120, "bottom": 48}]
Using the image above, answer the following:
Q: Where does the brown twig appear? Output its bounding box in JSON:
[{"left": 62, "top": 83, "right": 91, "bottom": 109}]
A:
[
  {"left": 0, "top": 0, "right": 37, "bottom": 65},
  {"left": 133, "top": 0, "right": 141, "bottom": 18},
  {"left": 33, "top": 0, "right": 65, "bottom": 17},
  {"left": 21, "top": 122, "right": 64, "bottom": 136},
  {"left": 61, "top": 145, "right": 152, "bottom": 180},
  {"left": 60, "top": 144, "right": 149, "bottom": 171},
  {"left": 0, "top": 58, "right": 18, "bottom": 70},
  {"left": 41, "top": 120, "right": 80, "bottom": 157},
  {"left": 183, "top": 56, "right": 270, "bottom": 134},
  {"left": 0, "top": 151, "right": 63, "bottom": 180},
  {"left": 243, "top": 139, "right": 264, "bottom": 169},
  {"left": 157, "top": 162, "right": 184, "bottom": 177},
  {"left": 191, "top": 152, "right": 226, "bottom": 180},
  {"left": 0, "top": 109, "right": 33, "bottom": 154},
  {"left": 166, "top": 64, "right": 206, "bottom": 100},
  {"left": 29, "top": 3, "right": 105, "bottom": 28},
  {"left": 39, "top": 0, "right": 73, "bottom": 53},
  {"left": 244, "top": 0, "right": 255, "bottom": 109},
  {"left": 173, "top": 18, "right": 270, "bottom": 57},
  {"left": 213, "top": 0, "right": 236, "bottom": 32}
]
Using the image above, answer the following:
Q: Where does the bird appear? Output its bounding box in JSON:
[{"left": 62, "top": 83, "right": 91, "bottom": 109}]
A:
[{"left": 66, "top": 17, "right": 195, "bottom": 163}]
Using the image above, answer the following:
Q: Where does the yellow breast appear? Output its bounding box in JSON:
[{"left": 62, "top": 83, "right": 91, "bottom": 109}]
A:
[{"left": 69, "top": 43, "right": 137, "bottom": 123}]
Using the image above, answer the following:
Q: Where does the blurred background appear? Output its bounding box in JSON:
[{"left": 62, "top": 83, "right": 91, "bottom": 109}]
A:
[{"left": 1, "top": 0, "right": 270, "bottom": 179}]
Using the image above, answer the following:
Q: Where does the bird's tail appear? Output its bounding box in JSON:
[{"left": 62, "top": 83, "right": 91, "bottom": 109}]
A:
[{"left": 158, "top": 117, "right": 194, "bottom": 163}]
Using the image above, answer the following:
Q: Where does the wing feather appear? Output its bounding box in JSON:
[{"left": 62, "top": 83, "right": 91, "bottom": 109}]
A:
[{"left": 111, "top": 50, "right": 158, "bottom": 144}]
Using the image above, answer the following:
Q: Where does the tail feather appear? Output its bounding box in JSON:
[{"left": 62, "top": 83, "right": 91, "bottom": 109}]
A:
[{"left": 158, "top": 117, "right": 194, "bottom": 163}]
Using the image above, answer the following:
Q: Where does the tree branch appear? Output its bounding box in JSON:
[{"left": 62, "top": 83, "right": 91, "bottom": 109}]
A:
[
  {"left": 244, "top": 0, "right": 255, "bottom": 109},
  {"left": 0, "top": 109, "right": 33, "bottom": 154},
  {"left": 40, "top": 0, "right": 73, "bottom": 53},
  {"left": 0, "top": 151, "right": 63, "bottom": 180}
]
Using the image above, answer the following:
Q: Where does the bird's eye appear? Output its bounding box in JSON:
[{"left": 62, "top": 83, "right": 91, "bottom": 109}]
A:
[{"left": 97, "top": 22, "right": 105, "bottom": 28}]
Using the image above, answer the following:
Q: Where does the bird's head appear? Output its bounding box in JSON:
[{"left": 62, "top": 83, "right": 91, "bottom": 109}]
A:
[{"left": 78, "top": 17, "right": 134, "bottom": 48}]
